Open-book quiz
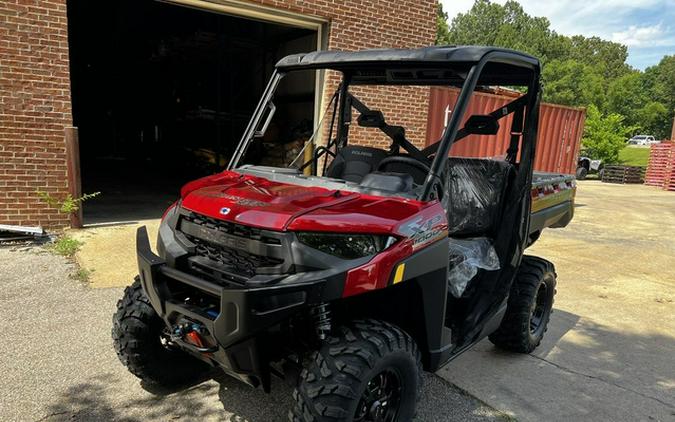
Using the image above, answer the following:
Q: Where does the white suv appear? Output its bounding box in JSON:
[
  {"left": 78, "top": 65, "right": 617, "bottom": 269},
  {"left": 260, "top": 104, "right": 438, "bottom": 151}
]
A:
[{"left": 628, "top": 135, "right": 659, "bottom": 145}]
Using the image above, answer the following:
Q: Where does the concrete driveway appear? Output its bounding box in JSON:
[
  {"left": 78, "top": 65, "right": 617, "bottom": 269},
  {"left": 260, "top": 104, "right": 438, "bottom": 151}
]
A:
[{"left": 438, "top": 181, "right": 675, "bottom": 422}]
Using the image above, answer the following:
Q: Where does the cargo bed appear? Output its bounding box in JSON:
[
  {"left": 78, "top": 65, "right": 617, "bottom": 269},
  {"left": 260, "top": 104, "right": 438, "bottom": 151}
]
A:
[{"left": 529, "top": 172, "right": 575, "bottom": 243}]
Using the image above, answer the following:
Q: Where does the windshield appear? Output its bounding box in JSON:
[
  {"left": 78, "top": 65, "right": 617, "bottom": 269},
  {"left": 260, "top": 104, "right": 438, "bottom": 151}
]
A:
[
  {"left": 229, "top": 62, "right": 538, "bottom": 201},
  {"left": 234, "top": 70, "right": 428, "bottom": 176}
]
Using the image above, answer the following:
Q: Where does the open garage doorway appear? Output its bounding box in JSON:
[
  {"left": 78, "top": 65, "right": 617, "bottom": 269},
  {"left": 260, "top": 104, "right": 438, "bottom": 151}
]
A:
[{"left": 67, "top": 0, "right": 322, "bottom": 225}]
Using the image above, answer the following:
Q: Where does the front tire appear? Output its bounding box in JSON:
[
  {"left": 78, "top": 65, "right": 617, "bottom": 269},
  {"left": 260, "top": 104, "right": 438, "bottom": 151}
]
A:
[
  {"left": 290, "top": 319, "right": 422, "bottom": 422},
  {"left": 489, "top": 256, "right": 556, "bottom": 353},
  {"left": 112, "top": 277, "right": 209, "bottom": 386}
]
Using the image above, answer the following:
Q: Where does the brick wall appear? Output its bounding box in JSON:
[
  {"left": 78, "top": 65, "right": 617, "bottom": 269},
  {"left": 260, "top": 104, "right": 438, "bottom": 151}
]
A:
[
  {"left": 0, "top": 0, "right": 72, "bottom": 228},
  {"left": 0, "top": 0, "right": 435, "bottom": 228},
  {"left": 253, "top": 0, "right": 437, "bottom": 149}
]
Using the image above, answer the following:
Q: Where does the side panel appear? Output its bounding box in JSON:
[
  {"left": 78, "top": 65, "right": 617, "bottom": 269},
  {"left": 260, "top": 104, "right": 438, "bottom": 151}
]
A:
[
  {"left": 336, "top": 202, "right": 452, "bottom": 370},
  {"left": 394, "top": 240, "right": 453, "bottom": 371},
  {"left": 337, "top": 239, "right": 452, "bottom": 372}
]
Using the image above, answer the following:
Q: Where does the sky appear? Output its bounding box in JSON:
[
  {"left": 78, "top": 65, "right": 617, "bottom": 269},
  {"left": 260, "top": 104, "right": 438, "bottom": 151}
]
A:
[{"left": 440, "top": 0, "right": 675, "bottom": 70}]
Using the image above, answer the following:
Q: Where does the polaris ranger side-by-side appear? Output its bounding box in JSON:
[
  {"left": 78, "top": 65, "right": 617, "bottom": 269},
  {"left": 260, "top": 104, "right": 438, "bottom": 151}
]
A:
[{"left": 113, "top": 46, "right": 575, "bottom": 421}]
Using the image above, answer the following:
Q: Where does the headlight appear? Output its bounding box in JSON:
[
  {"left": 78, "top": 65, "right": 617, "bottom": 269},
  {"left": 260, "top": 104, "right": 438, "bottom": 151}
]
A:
[{"left": 296, "top": 232, "right": 396, "bottom": 259}]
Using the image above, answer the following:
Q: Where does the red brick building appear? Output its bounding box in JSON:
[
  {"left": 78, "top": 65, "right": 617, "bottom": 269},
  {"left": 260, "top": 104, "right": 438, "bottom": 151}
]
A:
[{"left": 0, "top": 0, "right": 436, "bottom": 228}]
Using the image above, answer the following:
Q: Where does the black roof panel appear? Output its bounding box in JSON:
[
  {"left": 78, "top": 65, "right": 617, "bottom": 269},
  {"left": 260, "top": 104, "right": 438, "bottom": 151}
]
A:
[{"left": 275, "top": 46, "right": 540, "bottom": 71}]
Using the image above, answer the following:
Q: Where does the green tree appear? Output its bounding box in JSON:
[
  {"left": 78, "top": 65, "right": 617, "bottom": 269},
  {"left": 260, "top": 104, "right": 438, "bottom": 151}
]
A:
[
  {"left": 445, "top": 0, "right": 627, "bottom": 70},
  {"left": 446, "top": 0, "right": 508, "bottom": 47},
  {"left": 607, "top": 72, "right": 648, "bottom": 127},
  {"left": 582, "top": 105, "right": 636, "bottom": 164},
  {"left": 436, "top": 2, "right": 451, "bottom": 45},
  {"left": 566, "top": 35, "right": 630, "bottom": 80},
  {"left": 637, "top": 101, "right": 671, "bottom": 139},
  {"left": 649, "top": 55, "right": 675, "bottom": 116},
  {"left": 606, "top": 72, "right": 672, "bottom": 138},
  {"left": 446, "top": 0, "right": 559, "bottom": 62},
  {"left": 542, "top": 59, "right": 605, "bottom": 108},
  {"left": 440, "top": 0, "right": 675, "bottom": 155}
]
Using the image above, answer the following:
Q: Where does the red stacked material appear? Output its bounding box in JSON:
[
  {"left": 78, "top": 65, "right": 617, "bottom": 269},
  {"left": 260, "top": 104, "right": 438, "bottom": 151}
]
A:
[
  {"left": 644, "top": 142, "right": 675, "bottom": 189},
  {"left": 668, "top": 152, "right": 675, "bottom": 191}
]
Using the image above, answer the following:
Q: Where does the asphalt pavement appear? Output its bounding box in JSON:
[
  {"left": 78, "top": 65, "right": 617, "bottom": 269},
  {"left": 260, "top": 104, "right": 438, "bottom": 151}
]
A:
[{"left": 0, "top": 247, "right": 504, "bottom": 422}]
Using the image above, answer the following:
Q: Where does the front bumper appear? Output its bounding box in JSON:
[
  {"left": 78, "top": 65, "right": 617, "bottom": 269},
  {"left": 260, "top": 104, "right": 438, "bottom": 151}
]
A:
[{"left": 136, "top": 226, "right": 338, "bottom": 388}]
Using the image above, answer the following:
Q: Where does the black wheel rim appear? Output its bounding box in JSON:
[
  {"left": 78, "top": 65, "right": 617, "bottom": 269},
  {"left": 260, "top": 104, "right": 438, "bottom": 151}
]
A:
[
  {"left": 530, "top": 281, "right": 549, "bottom": 335},
  {"left": 354, "top": 369, "right": 402, "bottom": 422}
]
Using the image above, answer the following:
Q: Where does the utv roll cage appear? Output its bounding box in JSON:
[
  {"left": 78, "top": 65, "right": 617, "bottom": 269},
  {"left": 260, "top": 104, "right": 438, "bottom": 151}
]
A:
[{"left": 228, "top": 46, "right": 541, "bottom": 202}]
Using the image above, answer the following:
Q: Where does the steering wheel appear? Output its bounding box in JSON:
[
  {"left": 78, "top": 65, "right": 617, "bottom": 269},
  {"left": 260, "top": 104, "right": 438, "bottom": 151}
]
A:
[
  {"left": 377, "top": 155, "right": 446, "bottom": 200},
  {"left": 376, "top": 155, "right": 431, "bottom": 176}
]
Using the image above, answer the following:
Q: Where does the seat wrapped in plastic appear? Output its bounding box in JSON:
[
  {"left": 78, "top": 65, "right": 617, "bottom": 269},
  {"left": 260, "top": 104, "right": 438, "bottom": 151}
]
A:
[
  {"left": 447, "top": 237, "right": 500, "bottom": 298},
  {"left": 442, "top": 158, "right": 513, "bottom": 236}
]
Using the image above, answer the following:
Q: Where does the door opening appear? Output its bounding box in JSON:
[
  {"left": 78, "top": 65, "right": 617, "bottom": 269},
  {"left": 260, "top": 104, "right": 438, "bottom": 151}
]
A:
[{"left": 67, "top": 0, "right": 319, "bottom": 224}]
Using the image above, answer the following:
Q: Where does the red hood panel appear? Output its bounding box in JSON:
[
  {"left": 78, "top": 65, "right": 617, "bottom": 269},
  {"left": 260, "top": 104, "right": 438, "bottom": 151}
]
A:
[
  {"left": 286, "top": 197, "right": 426, "bottom": 234},
  {"left": 180, "top": 171, "right": 427, "bottom": 232},
  {"left": 181, "top": 172, "right": 353, "bottom": 230}
]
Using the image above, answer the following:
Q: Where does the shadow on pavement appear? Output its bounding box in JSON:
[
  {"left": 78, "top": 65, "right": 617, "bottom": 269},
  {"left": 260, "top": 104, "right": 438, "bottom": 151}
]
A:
[
  {"left": 538, "top": 310, "right": 675, "bottom": 408},
  {"left": 443, "top": 308, "right": 675, "bottom": 421},
  {"left": 39, "top": 308, "right": 675, "bottom": 422},
  {"left": 43, "top": 372, "right": 504, "bottom": 421},
  {"left": 43, "top": 374, "right": 223, "bottom": 422},
  {"left": 532, "top": 308, "right": 675, "bottom": 400}
]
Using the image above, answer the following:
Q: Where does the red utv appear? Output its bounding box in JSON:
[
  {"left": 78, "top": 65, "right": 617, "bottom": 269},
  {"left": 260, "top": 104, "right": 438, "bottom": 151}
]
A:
[{"left": 113, "top": 46, "right": 574, "bottom": 421}]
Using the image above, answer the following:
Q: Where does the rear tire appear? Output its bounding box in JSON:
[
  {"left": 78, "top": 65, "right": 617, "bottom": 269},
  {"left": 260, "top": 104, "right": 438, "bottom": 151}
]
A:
[
  {"left": 575, "top": 166, "right": 588, "bottom": 180},
  {"left": 112, "top": 277, "right": 209, "bottom": 386},
  {"left": 489, "top": 256, "right": 556, "bottom": 353},
  {"left": 289, "top": 319, "right": 422, "bottom": 422}
]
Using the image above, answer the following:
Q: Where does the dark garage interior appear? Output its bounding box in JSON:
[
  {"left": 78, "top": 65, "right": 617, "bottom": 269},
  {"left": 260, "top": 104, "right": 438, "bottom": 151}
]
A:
[{"left": 66, "top": 0, "right": 317, "bottom": 224}]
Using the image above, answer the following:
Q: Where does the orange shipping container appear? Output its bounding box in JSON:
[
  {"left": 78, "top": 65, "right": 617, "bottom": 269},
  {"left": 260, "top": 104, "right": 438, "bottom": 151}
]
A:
[{"left": 426, "top": 87, "right": 586, "bottom": 175}]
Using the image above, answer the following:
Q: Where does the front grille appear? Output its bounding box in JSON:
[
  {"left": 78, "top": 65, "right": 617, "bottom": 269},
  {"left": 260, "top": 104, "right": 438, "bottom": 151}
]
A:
[
  {"left": 178, "top": 212, "right": 286, "bottom": 283},
  {"left": 192, "top": 240, "right": 283, "bottom": 278},
  {"left": 182, "top": 213, "right": 281, "bottom": 245}
]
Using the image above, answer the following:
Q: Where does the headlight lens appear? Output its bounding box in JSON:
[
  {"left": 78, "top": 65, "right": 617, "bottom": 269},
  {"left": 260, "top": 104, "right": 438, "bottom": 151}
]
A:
[{"left": 296, "top": 232, "right": 396, "bottom": 259}]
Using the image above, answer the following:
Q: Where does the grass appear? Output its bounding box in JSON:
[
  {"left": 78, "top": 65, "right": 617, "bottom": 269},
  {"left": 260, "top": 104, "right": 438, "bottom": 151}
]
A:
[
  {"left": 618, "top": 146, "right": 650, "bottom": 167},
  {"left": 50, "top": 235, "right": 82, "bottom": 257},
  {"left": 48, "top": 234, "right": 90, "bottom": 282},
  {"left": 71, "top": 267, "right": 94, "bottom": 283}
]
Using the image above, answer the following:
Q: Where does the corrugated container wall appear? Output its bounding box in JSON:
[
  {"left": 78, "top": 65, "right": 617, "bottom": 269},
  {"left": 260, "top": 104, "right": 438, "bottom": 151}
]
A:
[{"left": 426, "top": 87, "right": 586, "bottom": 174}]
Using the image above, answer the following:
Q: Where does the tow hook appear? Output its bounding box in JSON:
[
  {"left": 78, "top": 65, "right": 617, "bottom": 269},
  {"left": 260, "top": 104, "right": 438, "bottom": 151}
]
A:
[{"left": 170, "top": 322, "right": 218, "bottom": 353}]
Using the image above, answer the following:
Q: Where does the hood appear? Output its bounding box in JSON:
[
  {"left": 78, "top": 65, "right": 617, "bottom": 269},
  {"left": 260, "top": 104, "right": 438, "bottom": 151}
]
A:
[{"left": 180, "top": 171, "right": 427, "bottom": 233}]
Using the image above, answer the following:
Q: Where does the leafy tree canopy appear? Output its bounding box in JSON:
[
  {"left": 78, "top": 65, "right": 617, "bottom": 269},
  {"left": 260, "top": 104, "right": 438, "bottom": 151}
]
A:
[
  {"left": 436, "top": 3, "right": 451, "bottom": 45},
  {"left": 582, "top": 105, "right": 636, "bottom": 164},
  {"left": 436, "top": 0, "right": 675, "bottom": 152}
]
